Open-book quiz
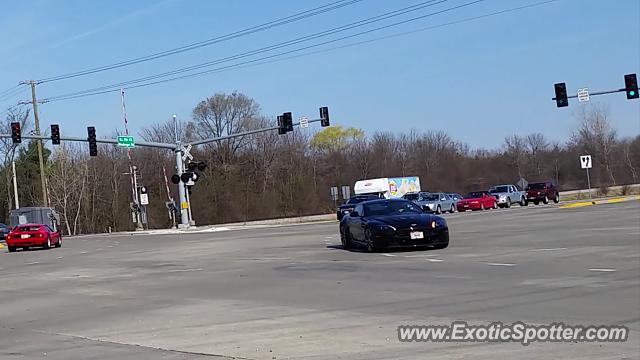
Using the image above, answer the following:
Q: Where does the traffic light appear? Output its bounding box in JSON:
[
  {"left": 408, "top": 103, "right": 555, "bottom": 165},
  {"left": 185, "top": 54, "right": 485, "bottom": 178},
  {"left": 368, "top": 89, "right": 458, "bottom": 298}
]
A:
[
  {"left": 319, "top": 106, "right": 330, "bottom": 127},
  {"left": 282, "top": 112, "right": 293, "bottom": 133},
  {"left": 187, "top": 161, "right": 197, "bottom": 172},
  {"left": 554, "top": 83, "right": 568, "bottom": 107},
  {"left": 10, "top": 122, "right": 21, "bottom": 144},
  {"left": 87, "top": 126, "right": 97, "bottom": 156},
  {"left": 277, "top": 115, "right": 286, "bottom": 135},
  {"left": 50, "top": 124, "right": 60, "bottom": 145},
  {"left": 624, "top": 73, "right": 638, "bottom": 100}
]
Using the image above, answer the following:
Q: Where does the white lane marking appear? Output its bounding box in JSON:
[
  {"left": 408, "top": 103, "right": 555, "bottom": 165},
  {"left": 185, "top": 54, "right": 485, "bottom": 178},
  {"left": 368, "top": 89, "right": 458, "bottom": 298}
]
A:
[
  {"left": 324, "top": 236, "right": 333, "bottom": 239},
  {"left": 26, "top": 261, "right": 40, "bottom": 265},
  {"left": 488, "top": 263, "right": 516, "bottom": 267},
  {"left": 380, "top": 253, "right": 396, "bottom": 257},
  {"left": 79, "top": 251, "right": 88, "bottom": 254},
  {"left": 57, "top": 256, "right": 63, "bottom": 259},
  {"left": 107, "top": 245, "right": 113, "bottom": 248},
  {"left": 530, "top": 247, "right": 568, "bottom": 252},
  {"left": 588, "top": 268, "right": 616, "bottom": 272},
  {"left": 404, "top": 254, "right": 439, "bottom": 258},
  {"left": 166, "top": 268, "right": 203, "bottom": 273},
  {"left": 426, "top": 259, "right": 443, "bottom": 262}
]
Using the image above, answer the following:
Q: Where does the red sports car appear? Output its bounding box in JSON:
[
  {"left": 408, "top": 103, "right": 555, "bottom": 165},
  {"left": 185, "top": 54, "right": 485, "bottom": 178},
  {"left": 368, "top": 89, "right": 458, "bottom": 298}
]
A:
[
  {"left": 457, "top": 191, "right": 498, "bottom": 211},
  {"left": 6, "top": 223, "right": 62, "bottom": 252}
]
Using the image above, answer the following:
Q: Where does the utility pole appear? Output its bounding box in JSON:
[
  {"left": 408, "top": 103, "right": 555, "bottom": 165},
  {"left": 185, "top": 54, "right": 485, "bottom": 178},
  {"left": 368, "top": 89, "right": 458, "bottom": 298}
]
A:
[
  {"left": 26, "top": 80, "right": 48, "bottom": 206},
  {"left": 12, "top": 160, "right": 19, "bottom": 209}
]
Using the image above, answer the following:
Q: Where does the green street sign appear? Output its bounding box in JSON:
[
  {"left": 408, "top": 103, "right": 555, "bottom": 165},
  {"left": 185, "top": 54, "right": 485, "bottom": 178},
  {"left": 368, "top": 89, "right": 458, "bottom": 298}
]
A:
[{"left": 117, "top": 135, "right": 135, "bottom": 148}]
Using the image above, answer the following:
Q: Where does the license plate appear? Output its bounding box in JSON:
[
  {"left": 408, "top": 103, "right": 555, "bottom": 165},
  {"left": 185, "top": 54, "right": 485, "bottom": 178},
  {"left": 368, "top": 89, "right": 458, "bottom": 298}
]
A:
[
  {"left": 21, "top": 234, "right": 29, "bottom": 239},
  {"left": 410, "top": 231, "right": 424, "bottom": 239}
]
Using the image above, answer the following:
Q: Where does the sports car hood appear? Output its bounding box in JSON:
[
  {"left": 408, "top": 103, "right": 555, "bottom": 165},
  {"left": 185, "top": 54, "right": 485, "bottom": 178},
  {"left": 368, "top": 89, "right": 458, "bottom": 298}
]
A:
[
  {"left": 459, "top": 196, "right": 482, "bottom": 202},
  {"left": 366, "top": 214, "right": 434, "bottom": 228}
]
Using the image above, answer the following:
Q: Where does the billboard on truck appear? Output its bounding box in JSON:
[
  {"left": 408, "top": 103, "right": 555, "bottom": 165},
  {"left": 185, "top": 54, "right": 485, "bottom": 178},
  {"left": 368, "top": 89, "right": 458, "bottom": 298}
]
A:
[{"left": 353, "top": 177, "right": 421, "bottom": 199}]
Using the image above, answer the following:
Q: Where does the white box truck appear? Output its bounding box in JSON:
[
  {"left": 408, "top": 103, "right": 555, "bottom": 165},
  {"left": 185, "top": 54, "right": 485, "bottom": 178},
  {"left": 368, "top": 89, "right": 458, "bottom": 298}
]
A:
[{"left": 353, "top": 177, "right": 421, "bottom": 199}]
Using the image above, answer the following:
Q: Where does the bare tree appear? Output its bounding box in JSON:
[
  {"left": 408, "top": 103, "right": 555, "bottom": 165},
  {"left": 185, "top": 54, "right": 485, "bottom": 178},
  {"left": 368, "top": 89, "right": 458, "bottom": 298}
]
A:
[
  {"left": 504, "top": 135, "right": 527, "bottom": 179},
  {"left": 573, "top": 104, "right": 617, "bottom": 184},
  {"left": 48, "top": 144, "right": 88, "bottom": 235},
  {"left": 526, "top": 133, "right": 549, "bottom": 177}
]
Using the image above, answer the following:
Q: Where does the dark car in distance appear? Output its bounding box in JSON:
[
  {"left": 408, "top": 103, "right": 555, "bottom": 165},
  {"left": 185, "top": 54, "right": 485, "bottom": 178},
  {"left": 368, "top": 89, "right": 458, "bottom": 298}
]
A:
[
  {"left": 525, "top": 181, "right": 559, "bottom": 205},
  {"left": 339, "top": 199, "right": 449, "bottom": 252},
  {"left": 0, "top": 223, "right": 10, "bottom": 240},
  {"left": 336, "top": 194, "right": 381, "bottom": 220}
]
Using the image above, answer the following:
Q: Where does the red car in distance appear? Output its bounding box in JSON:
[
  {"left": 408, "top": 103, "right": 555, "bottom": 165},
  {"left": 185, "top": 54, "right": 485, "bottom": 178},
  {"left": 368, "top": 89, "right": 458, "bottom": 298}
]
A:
[
  {"left": 6, "top": 223, "right": 62, "bottom": 252},
  {"left": 457, "top": 191, "right": 498, "bottom": 211}
]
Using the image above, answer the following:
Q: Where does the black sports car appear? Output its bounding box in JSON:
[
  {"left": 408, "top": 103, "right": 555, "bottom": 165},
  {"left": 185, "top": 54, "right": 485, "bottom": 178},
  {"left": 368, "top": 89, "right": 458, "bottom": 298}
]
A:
[
  {"left": 336, "top": 194, "right": 382, "bottom": 221},
  {"left": 339, "top": 199, "right": 449, "bottom": 252}
]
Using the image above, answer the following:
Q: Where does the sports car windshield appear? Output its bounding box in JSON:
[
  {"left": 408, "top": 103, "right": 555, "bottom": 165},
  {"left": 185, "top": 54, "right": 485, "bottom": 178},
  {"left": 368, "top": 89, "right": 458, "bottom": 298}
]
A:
[
  {"left": 466, "top": 192, "right": 484, "bottom": 198},
  {"left": 364, "top": 201, "right": 423, "bottom": 216},
  {"left": 490, "top": 186, "right": 509, "bottom": 193}
]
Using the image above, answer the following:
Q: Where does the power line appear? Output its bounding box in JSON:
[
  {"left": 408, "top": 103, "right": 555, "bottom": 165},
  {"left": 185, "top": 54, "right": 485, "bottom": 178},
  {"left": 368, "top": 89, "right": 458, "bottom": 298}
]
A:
[
  {"left": 36, "top": 0, "right": 365, "bottom": 83},
  {"left": 44, "top": 0, "right": 455, "bottom": 100},
  {"left": 0, "top": 84, "right": 26, "bottom": 101},
  {"left": 42, "top": 0, "right": 559, "bottom": 103}
]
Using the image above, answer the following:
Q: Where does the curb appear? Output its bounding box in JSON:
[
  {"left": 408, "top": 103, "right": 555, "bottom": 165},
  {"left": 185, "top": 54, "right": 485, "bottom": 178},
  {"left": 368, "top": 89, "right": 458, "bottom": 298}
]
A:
[{"left": 559, "top": 195, "right": 640, "bottom": 209}]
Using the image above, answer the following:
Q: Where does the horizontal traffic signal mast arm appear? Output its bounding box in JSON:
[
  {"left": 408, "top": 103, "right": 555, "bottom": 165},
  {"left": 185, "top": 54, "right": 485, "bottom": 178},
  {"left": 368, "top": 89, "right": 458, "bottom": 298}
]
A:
[
  {"left": 0, "top": 133, "right": 178, "bottom": 150},
  {"left": 188, "top": 117, "right": 323, "bottom": 147}
]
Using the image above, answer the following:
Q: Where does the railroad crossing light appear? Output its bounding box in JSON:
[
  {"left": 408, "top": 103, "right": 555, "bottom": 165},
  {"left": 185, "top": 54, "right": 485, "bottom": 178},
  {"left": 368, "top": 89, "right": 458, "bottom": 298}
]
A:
[
  {"left": 87, "top": 126, "right": 97, "bottom": 156},
  {"left": 277, "top": 115, "right": 286, "bottom": 135},
  {"left": 282, "top": 112, "right": 293, "bottom": 133},
  {"left": 197, "top": 161, "right": 207, "bottom": 171},
  {"left": 187, "top": 161, "right": 197, "bottom": 172},
  {"left": 180, "top": 172, "right": 192, "bottom": 183},
  {"left": 319, "top": 106, "right": 330, "bottom": 127},
  {"left": 139, "top": 186, "right": 148, "bottom": 194},
  {"left": 624, "top": 73, "right": 638, "bottom": 100},
  {"left": 10, "top": 122, "right": 21, "bottom": 144},
  {"left": 554, "top": 83, "right": 568, "bottom": 107},
  {"left": 171, "top": 174, "right": 180, "bottom": 184},
  {"left": 50, "top": 124, "right": 60, "bottom": 145}
]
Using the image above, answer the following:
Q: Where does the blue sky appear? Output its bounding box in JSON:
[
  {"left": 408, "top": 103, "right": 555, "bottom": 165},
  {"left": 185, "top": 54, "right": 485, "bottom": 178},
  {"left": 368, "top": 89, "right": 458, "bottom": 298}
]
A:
[{"left": 0, "top": 0, "right": 638, "bottom": 148}]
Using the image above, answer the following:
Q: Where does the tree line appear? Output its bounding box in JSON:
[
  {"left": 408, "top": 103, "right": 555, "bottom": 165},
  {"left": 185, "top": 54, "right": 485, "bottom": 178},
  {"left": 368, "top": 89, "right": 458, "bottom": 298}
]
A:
[{"left": 1, "top": 92, "right": 638, "bottom": 235}]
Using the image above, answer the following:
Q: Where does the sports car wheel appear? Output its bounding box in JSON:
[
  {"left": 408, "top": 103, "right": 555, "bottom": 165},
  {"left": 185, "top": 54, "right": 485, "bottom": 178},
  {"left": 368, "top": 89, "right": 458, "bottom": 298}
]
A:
[
  {"left": 365, "top": 228, "right": 381, "bottom": 253},
  {"left": 480, "top": 203, "right": 485, "bottom": 210},
  {"left": 7, "top": 245, "right": 16, "bottom": 252},
  {"left": 43, "top": 236, "right": 51, "bottom": 250},
  {"left": 340, "top": 227, "right": 352, "bottom": 250},
  {"left": 492, "top": 202, "right": 498, "bottom": 209}
]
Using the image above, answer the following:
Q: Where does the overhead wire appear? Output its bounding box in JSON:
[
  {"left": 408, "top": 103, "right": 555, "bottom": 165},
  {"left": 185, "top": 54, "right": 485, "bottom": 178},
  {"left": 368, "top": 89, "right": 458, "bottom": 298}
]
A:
[{"left": 36, "top": 0, "right": 366, "bottom": 83}]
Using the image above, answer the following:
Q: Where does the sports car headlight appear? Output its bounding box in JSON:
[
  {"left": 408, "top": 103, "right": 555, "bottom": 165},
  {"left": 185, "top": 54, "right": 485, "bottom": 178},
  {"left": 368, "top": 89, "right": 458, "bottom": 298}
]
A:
[
  {"left": 432, "top": 218, "right": 447, "bottom": 228},
  {"left": 373, "top": 224, "right": 396, "bottom": 232}
]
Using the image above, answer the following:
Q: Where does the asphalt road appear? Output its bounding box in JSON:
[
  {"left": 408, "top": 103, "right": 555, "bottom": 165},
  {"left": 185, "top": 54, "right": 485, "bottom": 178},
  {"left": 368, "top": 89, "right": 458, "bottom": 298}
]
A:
[{"left": 1, "top": 201, "right": 638, "bottom": 359}]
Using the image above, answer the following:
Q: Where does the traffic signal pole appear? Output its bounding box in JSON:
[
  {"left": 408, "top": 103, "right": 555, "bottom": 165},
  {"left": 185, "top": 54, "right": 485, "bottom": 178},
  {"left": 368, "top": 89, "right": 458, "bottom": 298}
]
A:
[{"left": 0, "top": 108, "right": 330, "bottom": 229}]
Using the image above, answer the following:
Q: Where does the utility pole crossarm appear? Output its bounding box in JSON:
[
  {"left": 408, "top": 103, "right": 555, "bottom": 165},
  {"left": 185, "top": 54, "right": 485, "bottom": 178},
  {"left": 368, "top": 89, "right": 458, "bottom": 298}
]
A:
[{"left": 188, "top": 118, "right": 321, "bottom": 147}]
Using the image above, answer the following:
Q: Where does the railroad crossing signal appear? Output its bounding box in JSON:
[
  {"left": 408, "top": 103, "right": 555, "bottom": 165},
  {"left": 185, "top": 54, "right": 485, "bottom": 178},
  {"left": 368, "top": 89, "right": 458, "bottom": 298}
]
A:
[
  {"left": 50, "top": 124, "right": 60, "bottom": 145},
  {"left": 554, "top": 83, "right": 568, "bottom": 107},
  {"left": 11, "top": 122, "right": 21, "bottom": 144},
  {"left": 139, "top": 186, "right": 149, "bottom": 205},
  {"left": 625, "top": 73, "right": 638, "bottom": 100}
]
